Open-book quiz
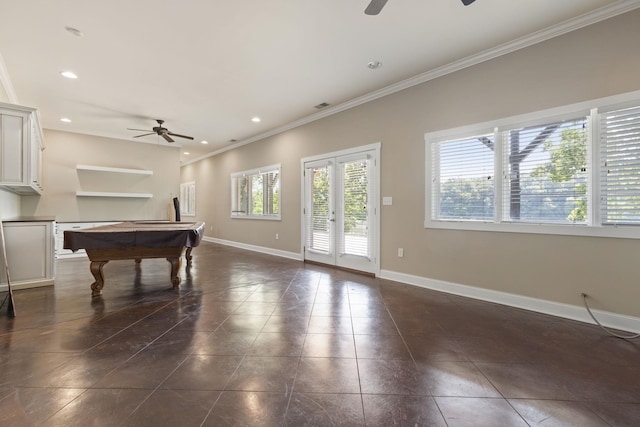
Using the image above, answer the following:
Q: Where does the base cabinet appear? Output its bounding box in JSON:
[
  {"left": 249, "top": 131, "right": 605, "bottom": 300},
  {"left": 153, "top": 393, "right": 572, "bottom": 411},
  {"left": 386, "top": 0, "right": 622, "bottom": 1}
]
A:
[
  {"left": 1, "top": 220, "right": 55, "bottom": 290},
  {"left": 56, "top": 222, "right": 118, "bottom": 259}
]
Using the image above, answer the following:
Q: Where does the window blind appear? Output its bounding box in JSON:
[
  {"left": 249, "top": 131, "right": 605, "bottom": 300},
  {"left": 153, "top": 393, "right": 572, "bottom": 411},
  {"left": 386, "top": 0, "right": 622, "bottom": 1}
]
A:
[
  {"left": 504, "top": 117, "right": 588, "bottom": 223},
  {"left": 340, "top": 159, "right": 369, "bottom": 257},
  {"left": 433, "top": 134, "right": 494, "bottom": 220},
  {"left": 601, "top": 105, "right": 640, "bottom": 225},
  {"left": 306, "top": 164, "right": 331, "bottom": 253}
]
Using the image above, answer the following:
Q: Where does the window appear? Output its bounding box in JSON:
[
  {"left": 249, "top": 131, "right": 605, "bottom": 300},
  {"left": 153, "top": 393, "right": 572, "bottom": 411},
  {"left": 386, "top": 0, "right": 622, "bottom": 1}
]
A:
[
  {"left": 179, "top": 181, "right": 196, "bottom": 217},
  {"left": 503, "top": 117, "right": 588, "bottom": 224},
  {"left": 425, "top": 92, "right": 640, "bottom": 238},
  {"left": 432, "top": 132, "right": 495, "bottom": 221},
  {"left": 231, "top": 164, "right": 281, "bottom": 219},
  {"left": 600, "top": 104, "right": 640, "bottom": 225}
]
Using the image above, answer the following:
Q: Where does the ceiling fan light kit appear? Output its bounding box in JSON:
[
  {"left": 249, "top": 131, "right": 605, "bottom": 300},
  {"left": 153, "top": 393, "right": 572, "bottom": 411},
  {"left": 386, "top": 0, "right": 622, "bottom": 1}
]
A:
[
  {"left": 127, "top": 119, "right": 194, "bottom": 143},
  {"left": 365, "top": 0, "right": 475, "bottom": 15}
]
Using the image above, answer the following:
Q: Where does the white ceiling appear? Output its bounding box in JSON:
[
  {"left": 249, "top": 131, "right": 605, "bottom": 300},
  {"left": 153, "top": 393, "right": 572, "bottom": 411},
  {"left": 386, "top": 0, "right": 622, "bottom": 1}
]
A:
[{"left": 0, "top": 0, "right": 635, "bottom": 163}]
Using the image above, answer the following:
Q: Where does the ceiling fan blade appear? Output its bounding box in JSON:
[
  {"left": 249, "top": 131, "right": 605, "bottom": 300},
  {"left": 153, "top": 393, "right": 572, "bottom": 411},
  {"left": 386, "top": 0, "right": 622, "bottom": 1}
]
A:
[
  {"left": 167, "top": 132, "right": 194, "bottom": 140},
  {"left": 365, "top": 0, "right": 388, "bottom": 15},
  {"left": 133, "top": 133, "right": 155, "bottom": 138},
  {"left": 162, "top": 134, "right": 175, "bottom": 143},
  {"left": 461, "top": 0, "right": 476, "bottom": 5},
  {"left": 127, "top": 128, "right": 152, "bottom": 132}
]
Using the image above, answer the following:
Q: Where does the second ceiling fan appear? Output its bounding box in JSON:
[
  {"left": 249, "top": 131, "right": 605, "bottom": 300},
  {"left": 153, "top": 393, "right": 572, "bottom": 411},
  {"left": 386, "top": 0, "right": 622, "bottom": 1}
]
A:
[
  {"left": 365, "top": 0, "right": 476, "bottom": 15},
  {"left": 128, "top": 119, "right": 194, "bottom": 143}
]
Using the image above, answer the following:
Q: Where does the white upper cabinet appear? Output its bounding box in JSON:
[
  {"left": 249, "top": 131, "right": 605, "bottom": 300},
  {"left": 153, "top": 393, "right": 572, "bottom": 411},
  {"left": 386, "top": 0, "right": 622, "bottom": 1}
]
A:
[{"left": 0, "top": 102, "right": 44, "bottom": 195}]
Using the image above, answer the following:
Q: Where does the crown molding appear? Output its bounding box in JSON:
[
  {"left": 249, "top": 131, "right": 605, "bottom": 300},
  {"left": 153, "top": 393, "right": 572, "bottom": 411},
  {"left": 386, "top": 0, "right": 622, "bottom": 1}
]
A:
[{"left": 179, "top": 1, "right": 640, "bottom": 167}]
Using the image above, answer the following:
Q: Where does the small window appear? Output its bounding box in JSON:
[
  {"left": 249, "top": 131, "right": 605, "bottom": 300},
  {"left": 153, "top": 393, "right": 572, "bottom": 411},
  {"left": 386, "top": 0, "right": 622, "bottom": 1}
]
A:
[
  {"left": 179, "top": 181, "right": 196, "bottom": 217},
  {"left": 231, "top": 164, "right": 281, "bottom": 220}
]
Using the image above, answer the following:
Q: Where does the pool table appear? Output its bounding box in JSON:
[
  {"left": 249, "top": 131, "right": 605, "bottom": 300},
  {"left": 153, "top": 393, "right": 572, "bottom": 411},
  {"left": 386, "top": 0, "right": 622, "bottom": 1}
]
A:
[{"left": 63, "top": 221, "right": 205, "bottom": 296}]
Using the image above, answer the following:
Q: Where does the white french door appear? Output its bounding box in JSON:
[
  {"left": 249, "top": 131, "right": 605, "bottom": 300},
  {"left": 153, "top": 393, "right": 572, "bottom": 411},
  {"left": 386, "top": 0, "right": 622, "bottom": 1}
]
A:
[{"left": 302, "top": 144, "right": 379, "bottom": 275}]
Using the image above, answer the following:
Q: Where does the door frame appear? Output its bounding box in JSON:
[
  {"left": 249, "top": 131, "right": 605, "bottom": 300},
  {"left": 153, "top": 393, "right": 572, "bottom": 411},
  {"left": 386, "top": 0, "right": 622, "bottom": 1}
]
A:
[{"left": 300, "top": 142, "right": 381, "bottom": 275}]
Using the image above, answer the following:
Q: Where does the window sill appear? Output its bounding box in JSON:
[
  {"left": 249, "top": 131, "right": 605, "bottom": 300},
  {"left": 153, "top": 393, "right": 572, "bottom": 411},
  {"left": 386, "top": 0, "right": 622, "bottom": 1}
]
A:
[
  {"left": 231, "top": 215, "right": 281, "bottom": 221},
  {"left": 424, "top": 219, "right": 640, "bottom": 239}
]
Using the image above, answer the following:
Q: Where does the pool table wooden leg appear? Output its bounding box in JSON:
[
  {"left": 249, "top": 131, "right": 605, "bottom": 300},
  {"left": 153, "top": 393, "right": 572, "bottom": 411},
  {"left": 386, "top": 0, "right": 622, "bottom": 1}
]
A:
[
  {"left": 90, "top": 260, "right": 109, "bottom": 296},
  {"left": 167, "top": 257, "right": 181, "bottom": 287},
  {"left": 185, "top": 247, "right": 193, "bottom": 266}
]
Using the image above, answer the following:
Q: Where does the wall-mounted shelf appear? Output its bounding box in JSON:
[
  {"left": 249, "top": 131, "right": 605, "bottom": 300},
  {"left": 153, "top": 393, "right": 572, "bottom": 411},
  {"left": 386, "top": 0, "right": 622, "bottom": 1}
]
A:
[
  {"left": 76, "top": 191, "right": 153, "bottom": 198},
  {"left": 76, "top": 164, "right": 153, "bottom": 175}
]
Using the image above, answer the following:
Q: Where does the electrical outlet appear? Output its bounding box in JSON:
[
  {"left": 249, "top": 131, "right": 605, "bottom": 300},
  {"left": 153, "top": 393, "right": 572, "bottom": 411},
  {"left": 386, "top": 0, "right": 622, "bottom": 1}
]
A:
[
  {"left": 397, "top": 248, "right": 404, "bottom": 257},
  {"left": 275, "top": 233, "right": 279, "bottom": 240}
]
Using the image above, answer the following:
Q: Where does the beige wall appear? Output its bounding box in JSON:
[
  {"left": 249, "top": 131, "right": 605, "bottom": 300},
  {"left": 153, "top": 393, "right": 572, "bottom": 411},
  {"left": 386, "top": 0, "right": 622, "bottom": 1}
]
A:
[
  {"left": 0, "top": 87, "right": 9, "bottom": 103},
  {"left": 22, "top": 129, "right": 181, "bottom": 222},
  {"left": 182, "top": 10, "right": 640, "bottom": 318},
  {"left": 0, "top": 63, "right": 20, "bottom": 217},
  {"left": 0, "top": 189, "right": 20, "bottom": 218}
]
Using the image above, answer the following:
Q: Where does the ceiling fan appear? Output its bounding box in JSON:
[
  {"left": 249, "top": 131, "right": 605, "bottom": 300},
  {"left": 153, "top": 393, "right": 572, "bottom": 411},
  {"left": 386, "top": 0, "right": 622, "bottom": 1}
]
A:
[
  {"left": 365, "top": 0, "right": 475, "bottom": 15},
  {"left": 127, "top": 119, "right": 194, "bottom": 143}
]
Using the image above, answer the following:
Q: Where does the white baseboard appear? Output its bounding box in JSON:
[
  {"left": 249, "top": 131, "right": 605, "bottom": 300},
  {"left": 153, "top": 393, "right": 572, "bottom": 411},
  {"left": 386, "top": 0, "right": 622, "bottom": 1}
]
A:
[
  {"left": 379, "top": 269, "right": 640, "bottom": 334},
  {"left": 1, "top": 278, "right": 54, "bottom": 292},
  {"left": 199, "top": 238, "right": 640, "bottom": 334},
  {"left": 203, "top": 237, "right": 303, "bottom": 261}
]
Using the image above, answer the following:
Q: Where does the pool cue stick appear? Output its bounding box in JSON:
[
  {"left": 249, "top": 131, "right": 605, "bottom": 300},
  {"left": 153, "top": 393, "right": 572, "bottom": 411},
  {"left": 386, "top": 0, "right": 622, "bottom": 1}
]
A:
[{"left": 0, "top": 219, "right": 16, "bottom": 317}]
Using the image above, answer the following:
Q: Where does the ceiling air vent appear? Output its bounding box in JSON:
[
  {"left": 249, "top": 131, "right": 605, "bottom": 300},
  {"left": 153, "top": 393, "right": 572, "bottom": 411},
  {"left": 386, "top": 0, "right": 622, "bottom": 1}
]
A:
[{"left": 314, "top": 102, "right": 330, "bottom": 109}]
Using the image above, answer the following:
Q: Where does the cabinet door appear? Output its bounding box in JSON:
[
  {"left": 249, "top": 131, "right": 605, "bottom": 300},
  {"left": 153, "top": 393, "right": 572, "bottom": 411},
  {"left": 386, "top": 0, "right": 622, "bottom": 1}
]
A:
[
  {"left": 0, "top": 113, "right": 27, "bottom": 183},
  {"left": 1, "top": 222, "right": 54, "bottom": 286},
  {"left": 29, "top": 122, "right": 43, "bottom": 190}
]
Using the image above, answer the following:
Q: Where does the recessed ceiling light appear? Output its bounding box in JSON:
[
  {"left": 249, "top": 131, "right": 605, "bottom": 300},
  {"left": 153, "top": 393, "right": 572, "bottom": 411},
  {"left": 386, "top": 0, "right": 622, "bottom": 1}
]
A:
[
  {"left": 367, "top": 61, "right": 382, "bottom": 69},
  {"left": 61, "top": 71, "right": 78, "bottom": 79},
  {"left": 251, "top": 117, "right": 261, "bottom": 123},
  {"left": 184, "top": 152, "right": 190, "bottom": 155},
  {"left": 65, "top": 26, "right": 83, "bottom": 37},
  {"left": 201, "top": 140, "right": 208, "bottom": 144},
  {"left": 60, "top": 117, "right": 72, "bottom": 123}
]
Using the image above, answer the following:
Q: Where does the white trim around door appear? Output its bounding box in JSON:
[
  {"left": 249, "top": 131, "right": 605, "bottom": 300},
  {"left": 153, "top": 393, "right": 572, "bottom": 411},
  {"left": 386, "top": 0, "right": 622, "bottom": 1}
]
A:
[{"left": 301, "top": 143, "right": 381, "bottom": 275}]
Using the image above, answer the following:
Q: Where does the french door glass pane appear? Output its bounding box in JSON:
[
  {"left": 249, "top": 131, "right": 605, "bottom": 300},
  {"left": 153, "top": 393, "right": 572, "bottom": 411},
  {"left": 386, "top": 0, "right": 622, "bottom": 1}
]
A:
[
  {"left": 341, "top": 159, "right": 369, "bottom": 257},
  {"left": 307, "top": 165, "right": 330, "bottom": 253}
]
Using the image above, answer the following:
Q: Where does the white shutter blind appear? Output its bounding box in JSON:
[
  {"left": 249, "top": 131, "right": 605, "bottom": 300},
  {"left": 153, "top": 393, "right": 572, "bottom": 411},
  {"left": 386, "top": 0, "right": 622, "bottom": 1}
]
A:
[
  {"left": 601, "top": 105, "right": 640, "bottom": 225},
  {"left": 433, "top": 134, "right": 494, "bottom": 220},
  {"left": 231, "top": 176, "right": 248, "bottom": 214},
  {"left": 340, "top": 158, "right": 369, "bottom": 257},
  {"left": 306, "top": 164, "right": 331, "bottom": 253},
  {"left": 504, "top": 117, "right": 587, "bottom": 223},
  {"left": 263, "top": 170, "right": 280, "bottom": 215}
]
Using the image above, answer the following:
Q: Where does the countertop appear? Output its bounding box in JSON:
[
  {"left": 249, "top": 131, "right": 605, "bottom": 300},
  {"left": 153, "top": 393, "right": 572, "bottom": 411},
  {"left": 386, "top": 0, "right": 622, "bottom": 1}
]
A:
[{"left": 1, "top": 216, "right": 56, "bottom": 223}]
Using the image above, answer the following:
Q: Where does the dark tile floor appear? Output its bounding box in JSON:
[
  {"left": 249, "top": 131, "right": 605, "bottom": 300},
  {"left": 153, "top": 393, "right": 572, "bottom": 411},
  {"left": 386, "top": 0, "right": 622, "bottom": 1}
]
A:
[{"left": 1, "top": 242, "right": 639, "bottom": 426}]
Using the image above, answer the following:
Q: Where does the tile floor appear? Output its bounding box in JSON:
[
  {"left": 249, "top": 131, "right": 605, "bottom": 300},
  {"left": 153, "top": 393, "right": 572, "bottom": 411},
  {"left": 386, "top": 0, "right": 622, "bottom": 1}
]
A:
[{"left": 0, "top": 242, "right": 639, "bottom": 426}]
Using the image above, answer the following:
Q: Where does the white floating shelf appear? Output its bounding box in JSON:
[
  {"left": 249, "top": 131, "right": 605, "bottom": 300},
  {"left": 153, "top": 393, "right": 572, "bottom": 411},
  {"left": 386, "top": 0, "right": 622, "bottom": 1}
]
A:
[
  {"left": 76, "top": 164, "right": 153, "bottom": 175},
  {"left": 76, "top": 191, "right": 153, "bottom": 198}
]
